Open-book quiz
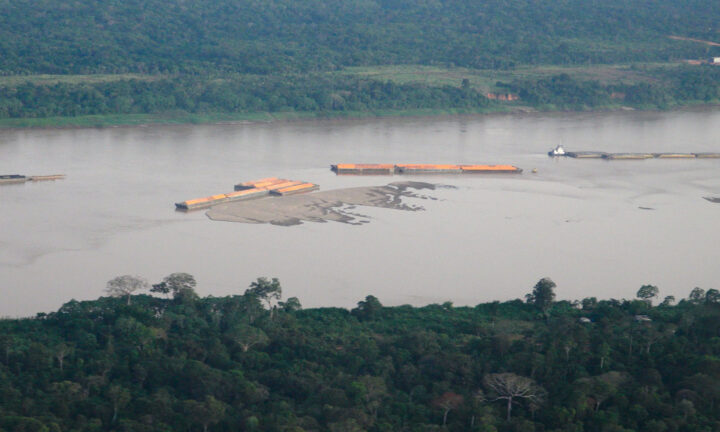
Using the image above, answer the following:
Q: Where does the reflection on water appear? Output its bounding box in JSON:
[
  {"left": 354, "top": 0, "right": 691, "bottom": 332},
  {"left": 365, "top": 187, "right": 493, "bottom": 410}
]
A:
[{"left": 1, "top": 109, "right": 720, "bottom": 316}]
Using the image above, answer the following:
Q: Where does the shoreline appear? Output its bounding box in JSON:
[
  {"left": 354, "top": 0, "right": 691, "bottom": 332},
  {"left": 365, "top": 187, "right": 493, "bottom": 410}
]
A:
[{"left": 1, "top": 101, "right": 719, "bottom": 131}]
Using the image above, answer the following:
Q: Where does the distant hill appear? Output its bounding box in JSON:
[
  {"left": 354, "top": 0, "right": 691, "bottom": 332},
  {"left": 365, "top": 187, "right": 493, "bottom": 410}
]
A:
[{"left": 1, "top": 0, "right": 719, "bottom": 75}]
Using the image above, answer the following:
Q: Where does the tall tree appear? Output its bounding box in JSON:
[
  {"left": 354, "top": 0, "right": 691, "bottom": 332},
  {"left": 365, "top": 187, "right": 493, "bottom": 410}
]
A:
[
  {"left": 526, "top": 278, "right": 556, "bottom": 316},
  {"left": 226, "top": 324, "right": 269, "bottom": 352},
  {"left": 353, "top": 295, "right": 383, "bottom": 321},
  {"left": 152, "top": 272, "right": 197, "bottom": 300},
  {"left": 483, "top": 373, "right": 545, "bottom": 421},
  {"left": 184, "top": 396, "right": 227, "bottom": 432},
  {"left": 705, "top": 288, "right": 720, "bottom": 304},
  {"left": 433, "top": 392, "right": 464, "bottom": 426},
  {"left": 105, "top": 275, "right": 148, "bottom": 305},
  {"left": 107, "top": 384, "right": 131, "bottom": 423},
  {"left": 689, "top": 287, "right": 706, "bottom": 304},
  {"left": 637, "top": 285, "right": 659, "bottom": 305},
  {"left": 246, "top": 277, "right": 282, "bottom": 316}
]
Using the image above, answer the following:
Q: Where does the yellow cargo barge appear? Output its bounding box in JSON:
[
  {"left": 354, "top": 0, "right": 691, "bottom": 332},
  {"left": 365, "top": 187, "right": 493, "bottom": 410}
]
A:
[
  {"left": 270, "top": 183, "right": 320, "bottom": 196},
  {"left": 460, "top": 164, "right": 523, "bottom": 173},
  {"left": 177, "top": 178, "right": 320, "bottom": 210},
  {"left": 176, "top": 188, "right": 271, "bottom": 210},
  {"left": 235, "top": 177, "right": 286, "bottom": 191},
  {"left": 331, "top": 164, "right": 395, "bottom": 175}
]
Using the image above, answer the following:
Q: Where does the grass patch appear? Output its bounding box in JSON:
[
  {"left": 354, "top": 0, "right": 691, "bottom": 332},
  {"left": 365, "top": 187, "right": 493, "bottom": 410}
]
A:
[
  {"left": 340, "top": 62, "right": 681, "bottom": 91},
  {"left": 0, "top": 74, "right": 162, "bottom": 86}
]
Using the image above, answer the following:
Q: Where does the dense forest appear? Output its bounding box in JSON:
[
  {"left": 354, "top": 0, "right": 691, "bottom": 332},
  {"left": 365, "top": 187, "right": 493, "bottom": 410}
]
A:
[
  {"left": 1, "top": 0, "right": 719, "bottom": 74},
  {"left": 0, "top": 0, "right": 719, "bottom": 122},
  {"left": 2, "top": 275, "right": 720, "bottom": 431}
]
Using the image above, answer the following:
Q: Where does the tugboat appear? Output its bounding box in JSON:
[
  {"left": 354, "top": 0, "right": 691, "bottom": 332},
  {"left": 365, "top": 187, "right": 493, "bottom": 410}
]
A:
[{"left": 548, "top": 145, "right": 566, "bottom": 157}]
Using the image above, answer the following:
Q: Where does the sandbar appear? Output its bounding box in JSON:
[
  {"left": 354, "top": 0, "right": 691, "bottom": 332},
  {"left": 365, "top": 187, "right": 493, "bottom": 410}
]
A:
[{"left": 206, "top": 181, "right": 440, "bottom": 226}]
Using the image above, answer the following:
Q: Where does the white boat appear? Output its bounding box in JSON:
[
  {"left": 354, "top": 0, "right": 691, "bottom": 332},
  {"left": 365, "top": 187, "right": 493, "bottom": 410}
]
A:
[{"left": 548, "top": 145, "right": 566, "bottom": 156}]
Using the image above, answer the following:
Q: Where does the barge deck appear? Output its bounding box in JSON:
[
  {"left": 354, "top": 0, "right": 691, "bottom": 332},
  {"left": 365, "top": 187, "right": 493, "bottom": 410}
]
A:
[
  {"left": 553, "top": 149, "right": 720, "bottom": 160},
  {"left": 331, "top": 164, "right": 523, "bottom": 175},
  {"left": 177, "top": 177, "right": 320, "bottom": 210}
]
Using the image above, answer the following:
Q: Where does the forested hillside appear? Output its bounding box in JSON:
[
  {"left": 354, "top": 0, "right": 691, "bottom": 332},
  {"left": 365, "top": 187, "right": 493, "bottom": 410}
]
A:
[
  {"left": 1, "top": 275, "right": 720, "bottom": 431},
  {"left": 1, "top": 0, "right": 719, "bottom": 74},
  {"left": 0, "top": 0, "right": 719, "bottom": 123}
]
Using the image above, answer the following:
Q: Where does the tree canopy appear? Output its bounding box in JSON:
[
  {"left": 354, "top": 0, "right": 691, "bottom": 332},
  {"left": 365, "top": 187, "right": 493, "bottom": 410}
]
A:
[{"left": 1, "top": 276, "right": 720, "bottom": 431}]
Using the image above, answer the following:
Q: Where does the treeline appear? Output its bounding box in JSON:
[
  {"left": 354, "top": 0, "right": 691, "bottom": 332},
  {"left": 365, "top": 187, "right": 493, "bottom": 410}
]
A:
[
  {"left": 0, "top": 0, "right": 718, "bottom": 75},
  {"left": 0, "top": 76, "right": 490, "bottom": 119},
  {"left": 1, "top": 275, "right": 720, "bottom": 431},
  {"left": 503, "top": 65, "right": 720, "bottom": 109},
  {"left": 2, "top": 66, "right": 718, "bottom": 119}
]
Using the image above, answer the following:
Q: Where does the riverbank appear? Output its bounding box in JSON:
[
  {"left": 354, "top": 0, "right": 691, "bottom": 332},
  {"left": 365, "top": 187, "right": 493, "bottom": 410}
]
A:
[
  {"left": 1, "top": 61, "right": 718, "bottom": 129},
  {"left": 0, "top": 106, "right": 518, "bottom": 129},
  {"left": 2, "top": 100, "right": 719, "bottom": 130}
]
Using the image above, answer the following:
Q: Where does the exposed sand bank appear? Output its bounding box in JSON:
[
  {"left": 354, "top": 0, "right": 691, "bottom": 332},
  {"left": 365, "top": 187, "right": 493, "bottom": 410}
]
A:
[{"left": 206, "top": 181, "right": 443, "bottom": 226}]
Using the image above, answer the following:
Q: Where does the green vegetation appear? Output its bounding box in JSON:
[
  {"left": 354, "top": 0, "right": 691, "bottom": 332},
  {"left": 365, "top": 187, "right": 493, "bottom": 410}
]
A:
[
  {"left": 0, "top": 0, "right": 719, "bottom": 126},
  {"left": 2, "top": 275, "right": 720, "bottom": 431}
]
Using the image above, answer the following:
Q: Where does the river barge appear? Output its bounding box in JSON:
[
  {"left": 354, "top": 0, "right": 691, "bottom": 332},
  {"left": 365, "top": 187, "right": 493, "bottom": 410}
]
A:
[
  {"left": 176, "top": 188, "right": 272, "bottom": 210},
  {"left": 653, "top": 153, "right": 696, "bottom": 159},
  {"left": 177, "top": 177, "right": 319, "bottom": 210},
  {"left": 331, "top": 164, "right": 395, "bottom": 175},
  {"left": 0, "top": 175, "right": 28, "bottom": 184},
  {"left": 235, "top": 177, "right": 280, "bottom": 190},
  {"left": 395, "top": 164, "right": 462, "bottom": 174},
  {"left": 460, "top": 164, "right": 523, "bottom": 173},
  {"left": 270, "top": 182, "right": 320, "bottom": 196},
  {"left": 551, "top": 147, "right": 720, "bottom": 160},
  {"left": 264, "top": 180, "right": 304, "bottom": 191},
  {"left": 604, "top": 153, "right": 655, "bottom": 160},
  {"left": 28, "top": 174, "right": 66, "bottom": 181},
  {"left": 565, "top": 151, "right": 608, "bottom": 159},
  {"left": 1, "top": 174, "right": 66, "bottom": 184},
  {"left": 331, "top": 164, "right": 523, "bottom": 175}
]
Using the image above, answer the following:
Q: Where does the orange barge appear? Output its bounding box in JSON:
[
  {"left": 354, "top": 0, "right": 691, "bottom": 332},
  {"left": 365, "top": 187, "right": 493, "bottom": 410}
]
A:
[
  {"left": 331, "top": 164, "right": 523, "bottom": 175},
  {"left": 331, "top": 164, "right": 395, "bottom": 175},
  {"left": 395, "top": 164, "right": 462, "bottom": 174},
  {"left": 270, "top": 182, "right": 320, "bottom": 196},
  {"left": 235, "top": 177, "right": 287, "bottom": 191},
  {"left": 460, "top": 164, "right": 522, "bottom": 173},
  {"left": 177, "top": 177, "right": 320, "bottom": 210}
]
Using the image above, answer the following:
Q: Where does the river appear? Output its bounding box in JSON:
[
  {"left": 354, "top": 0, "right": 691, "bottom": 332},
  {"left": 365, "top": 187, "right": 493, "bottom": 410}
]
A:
[{"left": 1, "top": 108, "right": 719, "bottom": 317}]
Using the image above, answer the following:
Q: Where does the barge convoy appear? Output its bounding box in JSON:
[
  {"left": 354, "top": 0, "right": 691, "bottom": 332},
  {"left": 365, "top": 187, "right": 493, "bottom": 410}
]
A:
[
  {"left": 0, "top": 174, "right": 66, "bottom": 185},
  {"left": 331, "top": 163, "right": 523, "bottom": 175},
  {"left": 176, "top": 177, "right": 319, "bottom": 211},
  {"left": 548, "top": 145, "right": 720, "bottom": 160}
]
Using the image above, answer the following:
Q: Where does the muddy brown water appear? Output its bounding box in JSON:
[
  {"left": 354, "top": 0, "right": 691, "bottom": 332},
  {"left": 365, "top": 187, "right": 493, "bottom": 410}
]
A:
[{"left": 1, "top": 108, "right": 720, "bottom": 317}]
